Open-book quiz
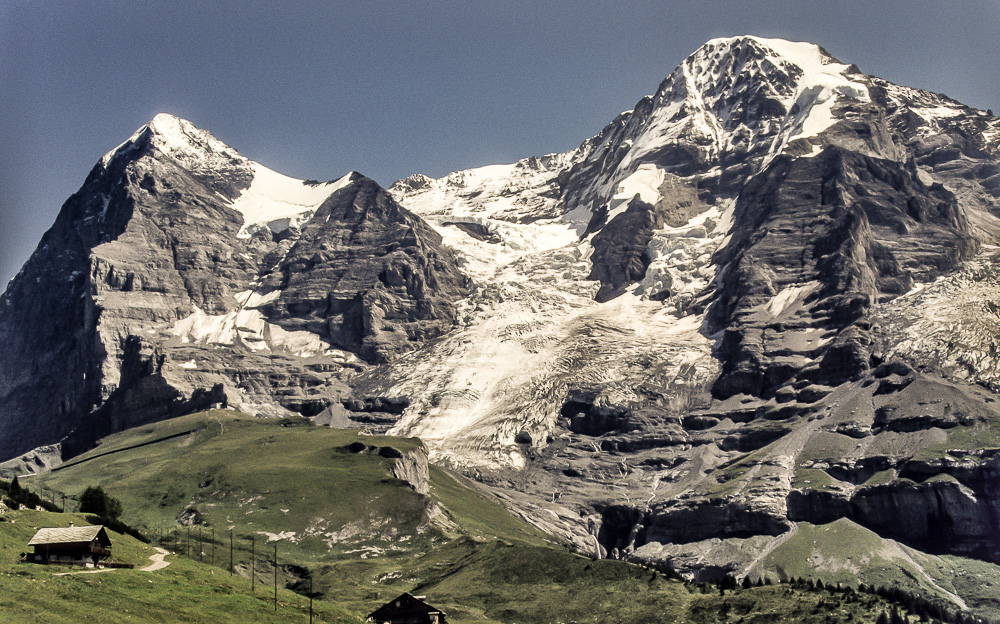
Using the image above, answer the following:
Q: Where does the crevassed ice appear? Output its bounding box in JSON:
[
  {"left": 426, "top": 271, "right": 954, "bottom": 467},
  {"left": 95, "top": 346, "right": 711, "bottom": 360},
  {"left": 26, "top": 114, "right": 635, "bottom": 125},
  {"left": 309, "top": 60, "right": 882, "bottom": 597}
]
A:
[
  {"left": 387, "top": 178, "right": 727, "bottom": 469},
  {"left": 636, "top": 200, "right": 734, "bottom": 310}
]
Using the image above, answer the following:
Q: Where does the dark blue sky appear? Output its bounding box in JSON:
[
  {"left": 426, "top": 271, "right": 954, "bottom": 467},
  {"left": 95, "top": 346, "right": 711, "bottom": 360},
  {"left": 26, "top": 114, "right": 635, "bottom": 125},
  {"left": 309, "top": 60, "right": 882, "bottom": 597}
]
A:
[{"left": 2, "top": 1, "right": 998, "bottom": 285}]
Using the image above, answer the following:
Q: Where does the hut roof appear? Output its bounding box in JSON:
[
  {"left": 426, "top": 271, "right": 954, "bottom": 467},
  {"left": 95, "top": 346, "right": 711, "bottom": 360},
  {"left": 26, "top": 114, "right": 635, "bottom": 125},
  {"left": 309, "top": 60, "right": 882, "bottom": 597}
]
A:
[
  {"left": 368, "top": 592, "right": 445, "bottom": 621},
  {"left": 28, "top": 525, "right": 111, "bottom": 547}
]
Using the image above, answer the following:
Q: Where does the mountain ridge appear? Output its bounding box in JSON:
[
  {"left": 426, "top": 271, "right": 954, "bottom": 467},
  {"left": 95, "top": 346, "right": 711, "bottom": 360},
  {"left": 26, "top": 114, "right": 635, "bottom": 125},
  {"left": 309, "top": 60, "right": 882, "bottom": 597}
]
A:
[{"left": 3, "top": 35, "right": 1000, "bottom": 601}]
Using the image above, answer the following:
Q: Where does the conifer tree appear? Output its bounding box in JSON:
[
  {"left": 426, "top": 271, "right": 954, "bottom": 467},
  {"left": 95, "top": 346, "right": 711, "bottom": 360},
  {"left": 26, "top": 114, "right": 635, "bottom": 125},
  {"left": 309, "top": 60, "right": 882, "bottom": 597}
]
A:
[
  {"left": 891, "top": 605, "right": 906, "bottom": 624},
  {"left": 79, "top": 485, "right": 123, "bottom": 519}
]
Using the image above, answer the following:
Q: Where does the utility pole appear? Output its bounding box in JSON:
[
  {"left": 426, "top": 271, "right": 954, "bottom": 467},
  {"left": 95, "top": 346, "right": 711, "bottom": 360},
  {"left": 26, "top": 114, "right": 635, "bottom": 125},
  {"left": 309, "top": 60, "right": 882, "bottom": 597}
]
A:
[
  {"left": 273, "top": 542, "right": 278, "bottom": 612},
  {"left": 211, "top": 528, "right": 215, "bottom": 567},
  {"left": 199, "top": 528, "right": 203, "bottom": 563},
  {"left": 229, "top": 530, "right": 233, "bottom": 575},
  {"left": 250, "top": 537, "right": 255, "bottom": 593},
  {"left": 186, "top": 527, "right": 190, "bottom": 559}
]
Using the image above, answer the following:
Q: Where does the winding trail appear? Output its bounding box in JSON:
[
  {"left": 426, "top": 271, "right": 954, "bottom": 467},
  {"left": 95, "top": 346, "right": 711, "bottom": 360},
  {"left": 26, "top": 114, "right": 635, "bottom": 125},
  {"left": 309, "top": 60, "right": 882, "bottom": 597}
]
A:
[
  {"left": 51, "top": 547, "right": 172, "bottom": 575},
  {"left": 140, "top": 547, "right": 172, "bottom": 572}
]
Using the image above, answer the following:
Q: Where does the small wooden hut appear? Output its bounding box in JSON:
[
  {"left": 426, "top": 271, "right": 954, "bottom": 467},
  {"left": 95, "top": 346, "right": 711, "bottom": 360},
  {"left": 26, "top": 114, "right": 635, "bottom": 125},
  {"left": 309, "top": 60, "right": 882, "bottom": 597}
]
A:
[
  {"left": 367, "top": 593, "right": 447, "bottom": 624},
  {"left": 26, "top": 525, "right": 112, "bottom": 566}
]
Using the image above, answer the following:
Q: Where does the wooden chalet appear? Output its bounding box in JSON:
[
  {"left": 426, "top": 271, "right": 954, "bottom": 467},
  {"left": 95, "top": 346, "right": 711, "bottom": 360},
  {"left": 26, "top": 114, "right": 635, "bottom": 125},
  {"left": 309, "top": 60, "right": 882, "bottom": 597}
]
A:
[
  {"left": 26, "top": 525, "right": 112, "bottom": 566},
  {"left": 367, "top": 593, "right": 447, "bottom": 624}
]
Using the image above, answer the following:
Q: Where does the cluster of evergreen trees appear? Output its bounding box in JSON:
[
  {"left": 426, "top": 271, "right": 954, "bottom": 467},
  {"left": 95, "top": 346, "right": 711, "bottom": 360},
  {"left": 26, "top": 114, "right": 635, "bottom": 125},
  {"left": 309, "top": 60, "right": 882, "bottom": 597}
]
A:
[
  {"left": 692, "top": 572, "right": 991, "bottom": 624},
  {"left": 78, "top": 485, "right": 123, "bottom": 519},
  {"left": 0, "top": 476, "right": 61, "bottom": 512},
  {"left": 861, "top": 584, "right": 987, "bottom": 624},
  {"left": 0, "top": 477, "right": 128, "bottom": 520},
  {"left": 1, "top": 477, "right": 148, "bottom": 542}
]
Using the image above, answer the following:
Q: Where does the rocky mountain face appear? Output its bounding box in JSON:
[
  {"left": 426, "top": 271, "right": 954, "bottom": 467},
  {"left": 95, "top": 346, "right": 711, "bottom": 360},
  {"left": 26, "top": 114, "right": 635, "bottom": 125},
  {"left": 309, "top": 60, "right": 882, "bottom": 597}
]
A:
[
  {"left": 3, "top": 36, "right": 1000, "bottom": 604},
  {"left": 380, "top": 36, "right": 1000, "bottom": 588},
  {"left": 0, "top": 114, "right": 467, "bottom": 458}
]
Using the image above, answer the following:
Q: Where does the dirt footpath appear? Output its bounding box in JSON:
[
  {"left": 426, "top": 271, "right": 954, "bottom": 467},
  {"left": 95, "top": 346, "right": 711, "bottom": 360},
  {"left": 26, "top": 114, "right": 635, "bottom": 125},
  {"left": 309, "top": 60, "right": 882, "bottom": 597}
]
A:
[{"left": 140, "top": 547, "right": 172, "bottom": 572}]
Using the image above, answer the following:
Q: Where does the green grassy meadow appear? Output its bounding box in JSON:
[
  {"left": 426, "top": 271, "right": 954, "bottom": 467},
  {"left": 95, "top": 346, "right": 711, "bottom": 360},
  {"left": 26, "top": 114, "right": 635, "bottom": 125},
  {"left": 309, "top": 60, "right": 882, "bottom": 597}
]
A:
[
  {"left": 0, "top": 510, "right": 356, "bottom": 623},
  {"left": 0, "top": 410, "right": 960, "bottom": 623},
  {"left": 0, "top": 510, "right": 909, "bottom": 624}
]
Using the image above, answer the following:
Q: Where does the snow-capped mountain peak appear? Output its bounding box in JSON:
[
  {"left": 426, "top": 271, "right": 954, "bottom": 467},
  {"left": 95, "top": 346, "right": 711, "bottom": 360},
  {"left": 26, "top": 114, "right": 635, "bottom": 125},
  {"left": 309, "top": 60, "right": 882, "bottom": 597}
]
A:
[
  {"left": 101, "top": 113, "right": 248, "bottom": 174},
  {"left": 391, "top": 37, "right": 873, "bottom": 256},
  {"left": 627, "top": 35, "right": 870, "bottom": 169},
  {"left": 98, "top": 114, "right": 363, "bottom": 239},
  {"left": 144, "top": 112, "right": 236, "bottom": 155}
]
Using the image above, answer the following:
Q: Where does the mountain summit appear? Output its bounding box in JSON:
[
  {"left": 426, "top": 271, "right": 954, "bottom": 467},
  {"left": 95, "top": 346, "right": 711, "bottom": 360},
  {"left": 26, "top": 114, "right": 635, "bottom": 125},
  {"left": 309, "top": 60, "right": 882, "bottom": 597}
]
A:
[{"left": 3, "top": 37, "right": 1000, "bottom": 602}]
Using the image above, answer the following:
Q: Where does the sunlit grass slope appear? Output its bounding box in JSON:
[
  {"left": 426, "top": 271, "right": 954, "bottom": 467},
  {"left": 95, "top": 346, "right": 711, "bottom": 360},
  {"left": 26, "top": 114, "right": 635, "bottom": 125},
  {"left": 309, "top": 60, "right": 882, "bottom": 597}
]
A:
[
  {"left": 14, "top": 411, "right": 935, "bottom": 624},
  {"left": 0, "top": 510, "right": 357, "bottom": 623}
]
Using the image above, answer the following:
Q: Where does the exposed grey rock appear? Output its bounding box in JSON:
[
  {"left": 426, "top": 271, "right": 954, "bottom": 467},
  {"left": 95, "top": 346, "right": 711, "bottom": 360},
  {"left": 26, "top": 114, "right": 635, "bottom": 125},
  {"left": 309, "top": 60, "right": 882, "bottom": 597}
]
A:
[
  {"left": 390, "top": 445, "right": 431, "bottom": 495},
  {"left": 710, "top": 147, "right": 976, "bottom": 399},
  {"left": 0, "top": 444, "right": 63, "bottom": 478},
  {"left": 0, "top": 115, "right": 467, "bottom": 460},
  {"left": 258, "top": 177, "right": 469, "bottom": 363}
]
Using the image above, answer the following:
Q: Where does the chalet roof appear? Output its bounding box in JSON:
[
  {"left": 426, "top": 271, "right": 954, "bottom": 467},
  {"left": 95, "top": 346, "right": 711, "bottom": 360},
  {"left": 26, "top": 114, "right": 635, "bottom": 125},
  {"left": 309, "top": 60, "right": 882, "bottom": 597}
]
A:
[
  {"left": 368, "top": 592, "right": 445, "bottom": 620},
  {"left": 28, "top": 525, "right": 111, "bottom": 547}
]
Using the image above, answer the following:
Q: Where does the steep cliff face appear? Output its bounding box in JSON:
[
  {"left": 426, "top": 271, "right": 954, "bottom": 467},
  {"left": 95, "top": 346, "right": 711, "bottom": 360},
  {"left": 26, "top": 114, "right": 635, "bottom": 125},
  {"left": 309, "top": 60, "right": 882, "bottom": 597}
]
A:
[
  {"left": 709, "top": 146, "right": 976, "bottom": 399},
  {"left": 380, "top": 35, "right": 1000, "bottom": 590},
  {"left": 254, "top": 177, "right": 468, "bottom": 363},
  {"left": 0, "top": 114, "right": 467, "bottom": 459}
]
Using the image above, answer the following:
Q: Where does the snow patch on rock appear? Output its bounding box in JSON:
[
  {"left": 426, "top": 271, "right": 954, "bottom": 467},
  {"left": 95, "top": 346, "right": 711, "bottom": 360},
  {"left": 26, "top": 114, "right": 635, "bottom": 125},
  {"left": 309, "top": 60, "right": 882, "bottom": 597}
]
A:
[
  {"left": 230, "top": 165, "right": 352, "bottom": 238},
  {"left": 169, "top": 306, "right": 332, "bottom": 358},
  {"left": 766, "top": 281, "right": 820, "bottom": 317},
  {"left": 607, "top": 164, "right": 665, "bottom": 222}
]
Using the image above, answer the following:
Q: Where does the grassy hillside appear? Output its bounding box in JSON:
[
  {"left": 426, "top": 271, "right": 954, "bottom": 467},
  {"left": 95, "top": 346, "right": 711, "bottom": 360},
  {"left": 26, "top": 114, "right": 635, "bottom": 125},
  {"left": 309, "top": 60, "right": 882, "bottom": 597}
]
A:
[
  {"left": 0, "top": 510, "right": 914, "bottom": 624},
  {"left": 27, "top": 410, "right": 554, "bottom": 609},
  {"left": 5, "top": 411, "right": 973, "bottom": 623},
  {"left": 749, "top": 519, "right": 1000, "bottom": 621},
  {"left": 0, "top": 510, "right": 356, "bottom": 623}
]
